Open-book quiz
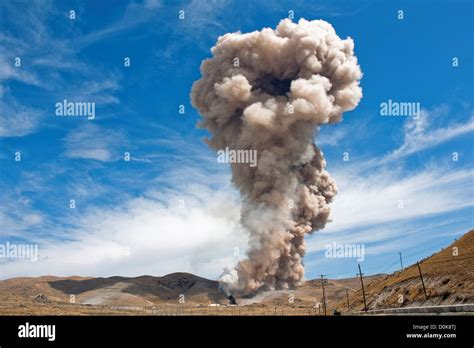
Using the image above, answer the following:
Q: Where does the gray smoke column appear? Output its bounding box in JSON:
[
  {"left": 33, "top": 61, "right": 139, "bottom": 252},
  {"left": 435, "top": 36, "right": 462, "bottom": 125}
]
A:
[{"left": 191, "top": 18, "right": 363, "bottom": 296}]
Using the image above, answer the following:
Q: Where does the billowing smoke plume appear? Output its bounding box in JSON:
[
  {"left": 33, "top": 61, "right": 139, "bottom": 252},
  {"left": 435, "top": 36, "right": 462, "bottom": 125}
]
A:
[{"left": 191, "top": 19, "right": 363, "bottom": 296}]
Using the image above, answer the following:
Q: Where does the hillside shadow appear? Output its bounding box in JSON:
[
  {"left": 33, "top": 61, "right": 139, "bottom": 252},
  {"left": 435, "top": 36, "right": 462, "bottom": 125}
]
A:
[{"left": 48, "top": 273, "right": 226, "bottom": 303}]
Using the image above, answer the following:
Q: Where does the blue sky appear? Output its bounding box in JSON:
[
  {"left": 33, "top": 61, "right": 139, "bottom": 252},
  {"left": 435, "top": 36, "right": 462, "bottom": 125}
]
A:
[{"left": 0, "top": 0, "right": 472, "bottom": 281}]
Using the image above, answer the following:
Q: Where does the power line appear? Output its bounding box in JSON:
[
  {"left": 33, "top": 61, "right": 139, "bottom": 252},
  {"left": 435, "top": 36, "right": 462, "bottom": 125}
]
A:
[
  {"left": 356, "top": 264, "right": 367, "bottom": 312},
  {"left": 346, "top": 289, "right": 350, "bottom": 312},
  {"left": 417, "top": 261, "right": 428, "bottom": 300},
  {"left": 319, "top": 274, "right": 328, "bottom": 316}
]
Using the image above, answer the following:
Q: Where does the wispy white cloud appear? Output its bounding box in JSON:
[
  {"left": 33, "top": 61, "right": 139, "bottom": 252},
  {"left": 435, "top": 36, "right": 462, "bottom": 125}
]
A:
[
  {"left": 0, "top": 56, "right": 42, "bottom": 87},
  {"left": 326, "top": 166, "right": 473, "bottom": 233},
  {"left": 317, "top": 126, "right": 347, "bottom": 147},
  {"left": 0, "top": 97, "right": 42, "bottom": 137},
  {"left": 63, "top": 124, "right": 127, "bottom": 161},
  {"left": 0, "top": 193, "right": 45, "bottom": 239},
  {"left": 0, "top": 1, "right": 123, "bottom": 137},
  {"left": 74, "top": 78, "right": 121, "bottom": 105},
  {"left": 382, "top": 107, "right": 474, "bottom": 162},
  {"left": 151, "top": 0, "right": 231, "bottom": 70},
  {"left": 77, "top": 0, "right": 162, "bottom": 47}
]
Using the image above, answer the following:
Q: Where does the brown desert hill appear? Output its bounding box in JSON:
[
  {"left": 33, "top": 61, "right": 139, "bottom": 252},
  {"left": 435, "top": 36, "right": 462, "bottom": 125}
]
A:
[
  {"left": 339, "top": 229, "right": 474, "bottom": 312},
  {"left": 48, "top": 272, "right": 227, "bottom": 305},
  {"left": 0, "top": 275, "right": 93, "bottom": 303},
  {"left": 0, "top": 272, "right": 227, "bottom": 311}
]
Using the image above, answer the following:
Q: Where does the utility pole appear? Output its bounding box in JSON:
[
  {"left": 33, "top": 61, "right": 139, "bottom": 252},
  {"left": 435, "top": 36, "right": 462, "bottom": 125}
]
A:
[
  {"left": 399, "top": 252, "right": 404, "bottom": 271},
  {"left": 346, "top": 289, "right": 350, "bottom": 312},
  {"left": 417, "top": 261, "right": 428, "bottom": 300},
  {"left": 319, "top": 275, "right": 328, "bottom": 315},
  {"left": 357, "top": 264, "right": 368, "bottom": 312}
]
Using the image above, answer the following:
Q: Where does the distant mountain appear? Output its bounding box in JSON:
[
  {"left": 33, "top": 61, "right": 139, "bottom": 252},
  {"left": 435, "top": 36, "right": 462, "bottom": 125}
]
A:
[
  {"left": 48, "top": 272, "right": 226, "bottom": 305},
  {"left": 0, "top": 272, "right": 227, "bottom": 313}
]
